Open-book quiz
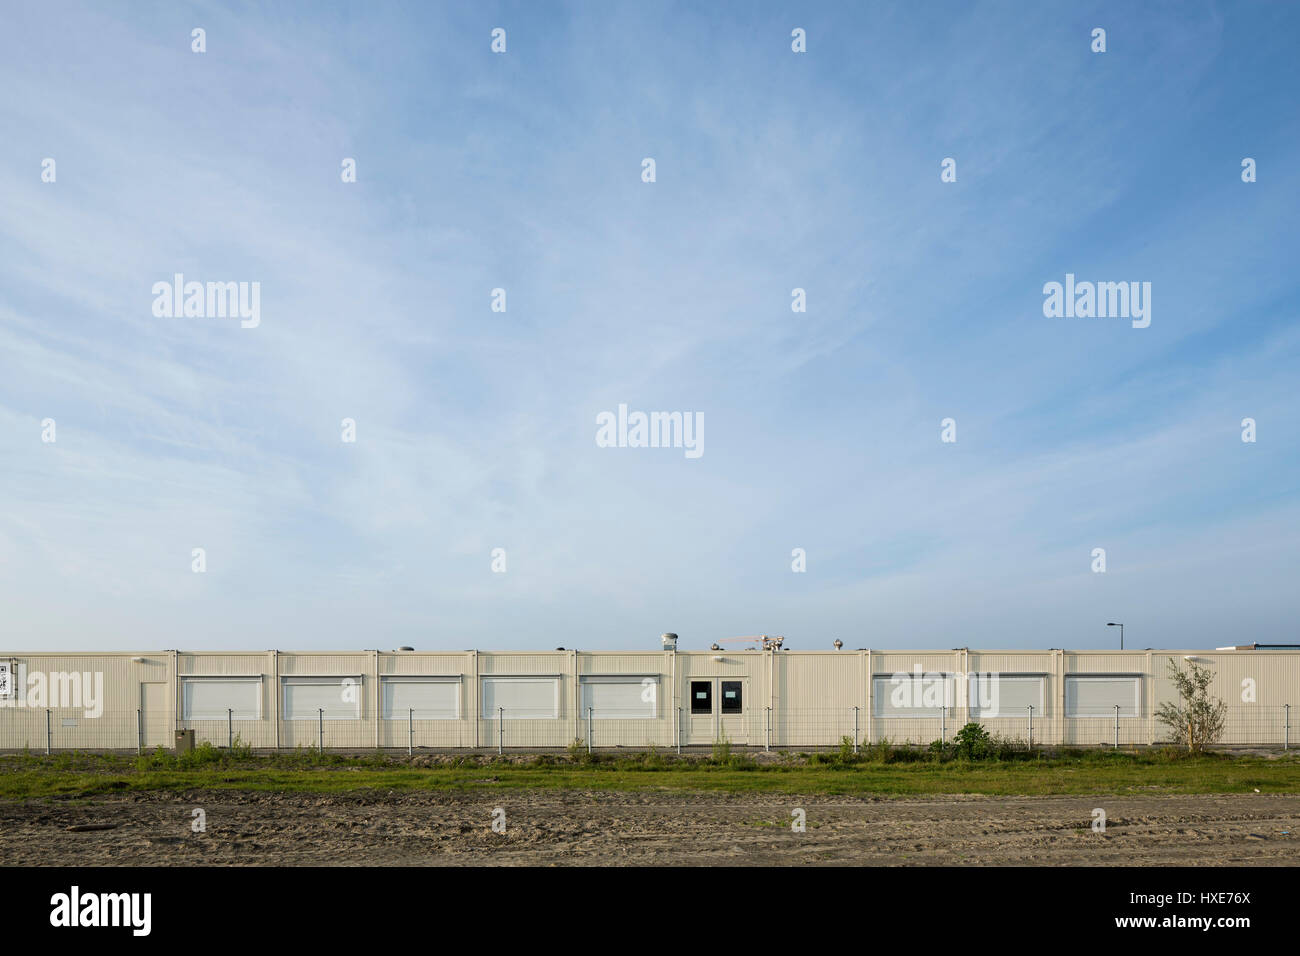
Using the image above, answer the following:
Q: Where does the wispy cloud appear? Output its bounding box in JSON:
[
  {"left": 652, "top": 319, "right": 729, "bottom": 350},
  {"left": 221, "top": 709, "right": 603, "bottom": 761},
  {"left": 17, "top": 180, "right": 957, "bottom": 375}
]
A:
[{"left": 1, "top": 1, "right": 1296, "bottom": 651}]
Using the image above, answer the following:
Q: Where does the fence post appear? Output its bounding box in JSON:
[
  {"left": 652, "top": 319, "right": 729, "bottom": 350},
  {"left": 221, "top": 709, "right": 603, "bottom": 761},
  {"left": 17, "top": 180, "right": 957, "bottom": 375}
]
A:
[
  {"left": 318, "top": 708, "right": 324, "bottom": 752},
  {"left": 1285, "top": 704, "right": 1290, "bottom": 751},
  {"left": 497, "top": 706, "right": 503, "bottom": 755},
  {"left": 1027, "top": 705, "right": 1033, "bottom": 751},
  {"left": 586, "top": 707, "right": 593, "bottom": 754},
  {"left": 940, "top": 705, "right": 945, "bottom": 743},
  {"left": 228, "top": 708, "right": 233, "bottom": 749},
  {"left": 1114, "top": 704, "right": 1120, "bottom": 749},
  {"left": 136, "top": 708, "right": 143, "bottom": 755},
  {"left": 408, "top": 707, "right": 414, "bottom": 756},
  {"left": 46, "top": 709, "right": 52, "bottom": 755},
  {"left": 853, "top": 706, "right": 860, "bottom": 754},
  {"left": 765, "top": 707, "right": 771, "bottom": 752},
  {"left": 676, "top": 706, "right": 682, "bottom": 755}
]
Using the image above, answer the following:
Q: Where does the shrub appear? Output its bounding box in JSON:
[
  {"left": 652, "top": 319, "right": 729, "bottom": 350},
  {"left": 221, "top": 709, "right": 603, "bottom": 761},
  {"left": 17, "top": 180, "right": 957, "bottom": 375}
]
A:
[
  {"left": 927, "top": 738, "right": 951, "bottom": 760},
  {"left": 953, "top": 722, "right": 992, "bottom": 760}
]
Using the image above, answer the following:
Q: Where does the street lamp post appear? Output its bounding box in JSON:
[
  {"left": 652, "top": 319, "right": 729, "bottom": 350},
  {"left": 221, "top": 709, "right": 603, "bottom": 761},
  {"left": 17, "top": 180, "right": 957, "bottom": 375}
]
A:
[{"left": 1107, "top": 622, "right": 1124, "bottom": 650}]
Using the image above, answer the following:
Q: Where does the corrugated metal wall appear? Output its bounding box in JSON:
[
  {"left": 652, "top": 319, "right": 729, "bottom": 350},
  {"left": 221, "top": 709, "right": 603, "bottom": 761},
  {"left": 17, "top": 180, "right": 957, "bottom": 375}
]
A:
[{"left": 1, "top": 648, "right": 1296, "bottom": 750}]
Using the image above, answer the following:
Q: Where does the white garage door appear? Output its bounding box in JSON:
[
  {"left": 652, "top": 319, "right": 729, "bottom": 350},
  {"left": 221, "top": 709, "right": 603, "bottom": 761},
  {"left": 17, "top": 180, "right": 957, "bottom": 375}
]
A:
[
  {"left": 282, "top": 676, "right": 362, "bottom": 720},
  {"left": 580, "top": 676, "right": 657, "bottom": 719},
  {"left": 481, "top": 677, "right": 558, "bottom": 719},
  {"left": 969, "top": 674, "right": 1044, "bottom": 718},
  {"left": 181, "top": 677, "right": 262, "bottom": 720},
  {"left": 1066, "top": 676, "right": 1140, "bottom": 717},
  {"left": 382, "top": 678, "right": 459, "bottom": 719},
  {"left": 873, "top": 674, "right": 955, "bottom": 717}
]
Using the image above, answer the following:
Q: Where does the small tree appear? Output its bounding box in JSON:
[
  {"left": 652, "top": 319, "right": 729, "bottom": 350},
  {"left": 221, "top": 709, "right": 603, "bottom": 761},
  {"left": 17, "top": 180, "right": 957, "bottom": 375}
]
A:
[{"left": 1155, "top": 658, "right": 1226, "bottom": 752}]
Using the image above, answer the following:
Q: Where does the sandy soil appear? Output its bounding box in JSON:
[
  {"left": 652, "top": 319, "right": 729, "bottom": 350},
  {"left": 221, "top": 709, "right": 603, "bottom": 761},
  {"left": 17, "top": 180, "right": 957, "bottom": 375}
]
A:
[{"left": 2, "top": 790, "right": 1297, "bottom": 866}]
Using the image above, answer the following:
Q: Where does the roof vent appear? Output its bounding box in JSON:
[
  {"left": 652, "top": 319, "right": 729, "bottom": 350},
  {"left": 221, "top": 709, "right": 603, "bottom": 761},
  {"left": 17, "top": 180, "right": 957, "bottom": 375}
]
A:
[{"left": 661, "top": 633, "right": 678, "bottom": 651}]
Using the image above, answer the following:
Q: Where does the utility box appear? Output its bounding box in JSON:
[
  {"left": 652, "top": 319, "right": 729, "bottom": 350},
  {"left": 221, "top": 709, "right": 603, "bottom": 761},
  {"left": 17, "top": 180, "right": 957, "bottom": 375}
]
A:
[{"left": 174, "top": 729, "right": 195, "bottom": 754}]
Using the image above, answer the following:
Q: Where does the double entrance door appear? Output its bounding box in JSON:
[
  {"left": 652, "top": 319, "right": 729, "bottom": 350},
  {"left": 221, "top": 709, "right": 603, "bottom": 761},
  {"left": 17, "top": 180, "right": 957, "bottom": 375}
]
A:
[{"left": 683, "top": 678, "right": 748, "bottom": 746}]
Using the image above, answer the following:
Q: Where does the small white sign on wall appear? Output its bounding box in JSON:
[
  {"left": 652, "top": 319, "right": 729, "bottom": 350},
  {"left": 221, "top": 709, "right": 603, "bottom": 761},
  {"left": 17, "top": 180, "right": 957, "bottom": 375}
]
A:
[{"left": 0, "top": 662, "right": 12, "bottom": 698}]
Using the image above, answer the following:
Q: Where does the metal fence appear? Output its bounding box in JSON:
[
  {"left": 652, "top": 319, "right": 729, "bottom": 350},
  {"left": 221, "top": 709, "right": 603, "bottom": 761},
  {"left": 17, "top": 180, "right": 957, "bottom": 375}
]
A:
[{"left": 0, "top": 704, "right": 1292, "bottom": 753}]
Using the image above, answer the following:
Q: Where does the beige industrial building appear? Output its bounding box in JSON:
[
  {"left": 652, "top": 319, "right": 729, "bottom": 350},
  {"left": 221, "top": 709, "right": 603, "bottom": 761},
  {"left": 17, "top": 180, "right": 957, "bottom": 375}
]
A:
[{"left": 1, "top": 640, "right": 1296, "bottom": 751}]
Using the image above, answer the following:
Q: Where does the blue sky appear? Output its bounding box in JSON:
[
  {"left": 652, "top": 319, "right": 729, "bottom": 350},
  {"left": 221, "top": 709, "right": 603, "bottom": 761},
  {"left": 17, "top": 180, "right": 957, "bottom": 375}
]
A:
[{"left": 1, "top": 1, "right": 1297, "bottom": 652}]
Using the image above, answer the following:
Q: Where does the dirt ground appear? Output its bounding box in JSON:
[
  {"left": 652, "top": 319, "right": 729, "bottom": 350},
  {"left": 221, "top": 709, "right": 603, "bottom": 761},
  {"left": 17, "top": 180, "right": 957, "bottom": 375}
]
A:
[{"left": 1, "top": 789, "right": 1297, "bottom": 866}]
